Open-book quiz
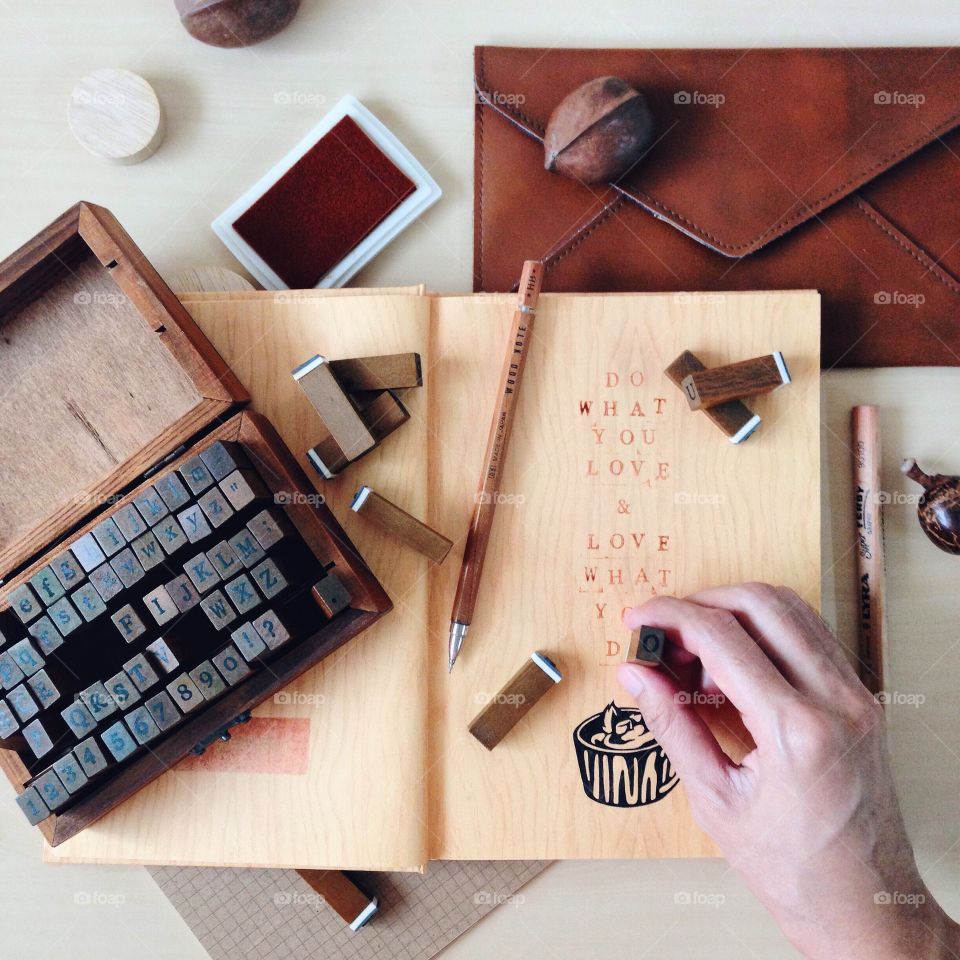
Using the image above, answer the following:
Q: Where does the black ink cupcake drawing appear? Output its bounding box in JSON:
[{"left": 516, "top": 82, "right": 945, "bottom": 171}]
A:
[{"left": 573, "top": 702, "right": 678, "bottom": 808}]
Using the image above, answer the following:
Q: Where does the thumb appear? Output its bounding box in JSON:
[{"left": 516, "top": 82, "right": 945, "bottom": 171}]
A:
[{"left": 617, "top": 663, "right": 732, "bottom": 802}]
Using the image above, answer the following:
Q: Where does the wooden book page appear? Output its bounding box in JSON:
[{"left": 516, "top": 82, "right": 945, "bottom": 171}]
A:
[
  {"left": 428, "top": 291, "right": 821, "bottom": 860},
  {"left": 45, "top": 293, "right": 432, "bottom": 871}
]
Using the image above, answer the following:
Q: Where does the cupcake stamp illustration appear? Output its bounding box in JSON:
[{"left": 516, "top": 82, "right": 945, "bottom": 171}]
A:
[{"left": 573, "top": 702, "right": 678, "bottom": 808}]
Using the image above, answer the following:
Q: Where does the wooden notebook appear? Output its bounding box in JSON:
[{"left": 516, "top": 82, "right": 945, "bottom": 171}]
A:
[{"left": 45, "top": 288, "right": 821, "bottom": 868}]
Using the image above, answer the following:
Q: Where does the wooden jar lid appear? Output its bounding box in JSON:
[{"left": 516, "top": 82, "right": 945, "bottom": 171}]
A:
[
  {"left": 169, "top": 266, "right": 256, "bottom": 294},
  {"left": 68, "top": 68, "right": 164, "bottom": 164}
]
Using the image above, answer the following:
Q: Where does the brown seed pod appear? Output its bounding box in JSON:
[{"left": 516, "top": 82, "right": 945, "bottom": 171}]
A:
[
  {"left": 544, "top": 76, "right": 655, "bottom": 185},
  {"left": 175, "top": 0, "right": 301, "bottom": 48},
  {"left": 902, "top": 458, "right": 960, "bottom": 554}
]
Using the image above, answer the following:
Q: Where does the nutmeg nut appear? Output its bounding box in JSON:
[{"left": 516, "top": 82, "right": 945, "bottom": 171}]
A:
[
  {"left": 544, "top": 76, "right": 655, "bottom": 184},
  {"left": 175, "top": 0, "right": 301, "bottom": 48}
]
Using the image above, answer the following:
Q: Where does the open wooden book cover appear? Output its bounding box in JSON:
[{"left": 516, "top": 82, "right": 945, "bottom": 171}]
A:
[{"left": 46, "top": 288, "right": 820, "bottom": 869}]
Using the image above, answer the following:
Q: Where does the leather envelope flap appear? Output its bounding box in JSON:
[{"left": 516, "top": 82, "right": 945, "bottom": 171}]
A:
[{"left": 475, "top": 46, "right": 960, "bottom": 257}]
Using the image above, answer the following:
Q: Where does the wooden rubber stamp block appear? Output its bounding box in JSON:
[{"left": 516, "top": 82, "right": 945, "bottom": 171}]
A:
[
  {"left": 680, "top": 352, "right": 791, "bottom": 410},
  {"left": 102, "top": 719, "right": 139, "bottom": 761},
  {"left": 297, "top": 870, "right": 379, "bottom": 931},
  {"left": 198, "top": 487, "right": 235, "bottom": 528},
  {"left": 231, "top": 621, "right": 267, "bottom": 661},
  {"left": 227, "top": 528, "right": 266, "bottom": 568},
  {"left": 327, "top": 353, "right": 423, "bottom": 392},
  {"left": 47, "top": 597, "right": 83, "bottom": 636},
  {"left": 308, "top": 390, "right": 409, "bottom": 479},
  {"left": 92, "top": 516, "right": 127, "bottom": 557},
  {"left": 126, "top": 705, "right": 161, "bottom": 745},
  {"left": 33, "top": 769, "right": 70, "bottom": 811},
  {"left": 22, "top": 718, "right": 56, "bottom": 759},
  {"left": 114, "top": 504, "right": 148, "bottom": 542},
  {"left": 89, "top": 563, "right": 124, "bottom": 603},
  {"left": 8, "top": 584, "right": 41, "bottom": 624},
  {"left": 207, "top": 541, "right": 241, "bottom": 578},
  {"left": 61, "top": 701, "right": 97, "bottom": 740},
  {"left": 201, "top": 440, "right": 251, "bottom": 482},
  {"left": 30, "top": 566, "right": 66, "bottom": 605},
  {"left": 468, "top": 652, "right": 562, "bottom": 751},
  {"left": 625, "top": 626, "right": 666, "bottom": 665},
  {"left": 665, "top": 350, "right": 761, "bottom": 444},
  {"left": 52, "top": 752, "right": 90, "bottom": 795},
  {"left": 133, "top": 486, "right": 169, "bottom": 525},
  {"left": 189, "top": 661, "right": 227, "bottom": 700},
  {"left": 178, "top": 504, "right": 213, "bottom": 544},
  {"left": 112, "top": 604, "right": 147, "bottom": 643},
  {"left": 246, "top": 509, "right": 294, "bottom": 551},
  {"left": 28, "top": 616, "right": 64, "bottom": 656},
  {"left": 180, "top": 455, "right": 215, "bottom": 496},
  {"left": 104, "top": 670, "right": 141, "bottom": 710},
  {"left": 250, "top": 558, "right": 289, "bottom": 600},
  {"left": 80, "top": 681, "right": 119, "bottom": 723},
  {"left": 212, "top": 645, "right": 252, "bottom": 685},
  {"left": 200, "top": 590, "right": 238, "bottom": 631},
  {"left": 312, "top": 573, "right": 351, "bottom": 619},
  {"left": 144, "top": 691, "right": 181, "bottom": 732},
  {"left": 293, "top": 355, "right": 376, "bottom": 460},
  {"left": 0, "top": 700, "right": 20, "bottom": 740},
  {"left": 75, "top": 738, "right": 110, "bottom": 778},
  {"left": 220, "top": 469, "right": 269, "bottom": 511},
  {"left": 224, "top": 573, "right": 260, "bottom": 614},
  {"left": 123, "top": 654, "right": 160, "bottom": 693},
  {"left": 68, "top": 69, "right": 164, "bottom": 164},
  {"left": 111, "top": 548, "right": 146, "bottom": 588},
  {"left": 252, "top": 609, "right": 292, "bottom": 651},
  {"left": 351, "top": 486, "right": 452, "bottom": 563},
  {"left": 152, "top": 516, "right": 188, "bottom": 555},
  {"left": 153, "top": 472, "right": 191, "bottom": 512},
  {"left": 16, "top": 786, "right": 50, "bottom": 825},
  {"left": 71, "top": 533, "right": 108, "bottom": 573}
]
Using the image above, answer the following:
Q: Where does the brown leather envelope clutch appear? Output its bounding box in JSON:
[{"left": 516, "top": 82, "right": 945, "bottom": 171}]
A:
[{"left": 474, "top": 46, "right": 960, "bottom": 368}]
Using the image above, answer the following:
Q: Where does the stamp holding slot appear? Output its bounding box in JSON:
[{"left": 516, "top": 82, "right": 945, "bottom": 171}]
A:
[
  {"left": 351, "top": 485, "right": 452, "bottom": 563},
  {"left": 625, "top": 626, "right": 666, "bottom": 666},
  {"left": 468, "top": 652, "right": 562, "bottom": 751},
  {"left": 680, "top": 351, "right": 791, "bottom": 410},
  {"left": 293, "top": 355, "right": 376, "bottom": 461},
  {"left": 665, "top": 350, "right": 762, "bottom": 444}
]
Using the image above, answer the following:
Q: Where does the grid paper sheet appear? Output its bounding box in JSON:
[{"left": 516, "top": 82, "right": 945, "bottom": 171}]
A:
[{"left": 149, "top": 861, "right": 550, "bottom": 960}]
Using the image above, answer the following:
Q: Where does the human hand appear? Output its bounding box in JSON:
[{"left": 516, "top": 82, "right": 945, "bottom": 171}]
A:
[{"left": 618, "top": 583, "right": 956, "bottom": 960}]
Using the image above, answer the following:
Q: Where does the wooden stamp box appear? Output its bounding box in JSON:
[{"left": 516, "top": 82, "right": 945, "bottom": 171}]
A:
[{"left": 0, "top": 202, "right": 391, "bottom": 845}]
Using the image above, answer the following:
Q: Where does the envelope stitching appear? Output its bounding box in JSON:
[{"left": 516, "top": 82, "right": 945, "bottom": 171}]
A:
[
  {"left": 853, "top": 196, "right": 960, "bottom": 296},
  {"left": 474, "top": 75, "right": 960, "bottom": 256},
  {"left": 543, "top": 197, "right": 626, "bottom": 272}
]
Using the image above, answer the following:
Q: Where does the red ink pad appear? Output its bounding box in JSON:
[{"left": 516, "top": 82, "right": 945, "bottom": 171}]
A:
[{"left": 213, "top": 97, "right": 441, "bottom": 288}]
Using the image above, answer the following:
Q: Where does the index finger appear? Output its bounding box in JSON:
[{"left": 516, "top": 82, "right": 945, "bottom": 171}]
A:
[{"left": 624, "top": 595, "right": 797, "bottom": 742}]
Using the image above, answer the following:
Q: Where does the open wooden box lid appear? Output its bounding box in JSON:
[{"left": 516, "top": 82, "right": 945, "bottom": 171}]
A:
[{"left": 0, "top": 202, "right": 249, "bottom": 584}]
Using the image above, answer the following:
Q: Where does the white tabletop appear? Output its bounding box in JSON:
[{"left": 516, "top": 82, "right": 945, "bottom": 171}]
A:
[{"left": 2, "top": 2, "right": 960, "bottom": 958}]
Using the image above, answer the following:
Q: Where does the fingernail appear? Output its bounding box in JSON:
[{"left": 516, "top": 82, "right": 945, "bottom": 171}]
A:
[{"left": 617, "top": 663, "right": 645, "bottom": 698}]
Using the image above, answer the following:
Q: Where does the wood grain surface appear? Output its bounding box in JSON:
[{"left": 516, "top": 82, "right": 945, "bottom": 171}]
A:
[
  {"left": 45, "top": 291, "right": 433, "bottom": 869},
  {"left": 428, "top": 290, "right": 821, "bottom": 860}
]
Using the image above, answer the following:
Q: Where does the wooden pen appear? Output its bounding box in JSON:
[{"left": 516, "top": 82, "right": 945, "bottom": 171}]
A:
[{"left": 448, "top": 260, "right": 544, "bottom": 672}]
